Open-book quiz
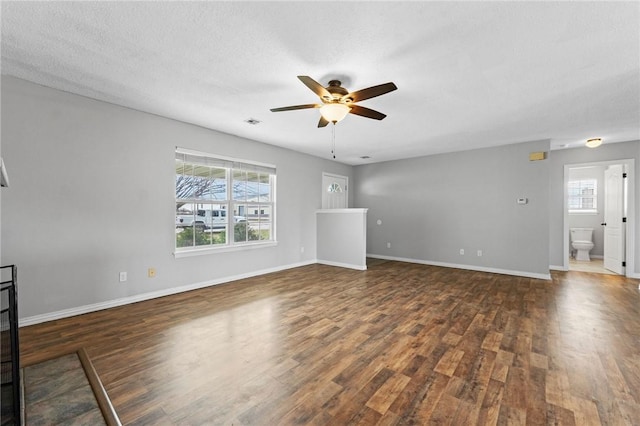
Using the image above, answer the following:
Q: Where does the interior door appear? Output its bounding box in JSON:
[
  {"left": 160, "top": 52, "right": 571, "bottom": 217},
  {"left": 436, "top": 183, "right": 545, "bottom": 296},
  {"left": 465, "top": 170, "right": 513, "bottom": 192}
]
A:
[
  {"left": 603, "top": 164, "right": 625, "bottom": 274},
  {"left": 322, "top": 173, "right": 348, "bottom": 209}
]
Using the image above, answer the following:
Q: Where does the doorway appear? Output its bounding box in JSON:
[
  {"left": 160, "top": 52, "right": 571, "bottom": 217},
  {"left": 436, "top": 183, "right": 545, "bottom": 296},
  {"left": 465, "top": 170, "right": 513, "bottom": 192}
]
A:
[
  {"left": 322, "top": 172, "right": 348, "bottom": 209},
  {"left": 563, "top": 159, "right": 635, "bottom": 276}
]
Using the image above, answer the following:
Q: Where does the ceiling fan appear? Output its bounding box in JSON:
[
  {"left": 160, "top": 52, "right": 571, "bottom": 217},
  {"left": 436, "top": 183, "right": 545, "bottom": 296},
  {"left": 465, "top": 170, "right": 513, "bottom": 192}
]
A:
[{"left": 270, "top": 76, "right": 397, "bottom": 127}]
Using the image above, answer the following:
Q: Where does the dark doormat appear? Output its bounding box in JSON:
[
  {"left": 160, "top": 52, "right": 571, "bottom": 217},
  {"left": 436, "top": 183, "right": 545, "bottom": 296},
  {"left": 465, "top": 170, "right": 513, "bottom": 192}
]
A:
[{"left": 23, "top": 350, "right": 119, "bottom": 425}]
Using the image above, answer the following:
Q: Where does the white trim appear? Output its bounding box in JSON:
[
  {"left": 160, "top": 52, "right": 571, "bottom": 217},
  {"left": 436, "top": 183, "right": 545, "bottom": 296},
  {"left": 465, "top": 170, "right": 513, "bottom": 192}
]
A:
[
  {"left": 549, "top": 264, "right": 568, "bottom": 271},
  {"left": 19, "top": 259, "right": 316, "bottom": 327},
  {"left": 317, "top": 260, "right": 367, "bottom": 271},
  {"left": 176, "top": 146, "right": 276, "bottom": 170},
  {"left": 368, "top": 254, "right": 551, "bottom": 280},
  {"left": 174, "top": 241, "right": 278, "bottom": 258},
  {"left": 316, "top": 208, "right": 368, "bottom": 214}
]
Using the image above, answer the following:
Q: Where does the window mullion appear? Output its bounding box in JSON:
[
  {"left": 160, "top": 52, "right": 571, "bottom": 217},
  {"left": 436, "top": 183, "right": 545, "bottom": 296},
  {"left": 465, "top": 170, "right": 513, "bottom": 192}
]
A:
[{"left": 227, "top": 167, "right": 233, "bottom": 245}]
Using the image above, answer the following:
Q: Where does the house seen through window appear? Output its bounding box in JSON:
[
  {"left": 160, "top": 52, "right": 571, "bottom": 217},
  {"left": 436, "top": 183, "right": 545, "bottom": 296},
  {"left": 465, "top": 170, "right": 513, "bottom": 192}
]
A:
[
  {"left": 568, "top": 179, "right": 597, "bottom": 213},
  {"left": 175, "top": 148, "right": 276, "bottom": 251}
]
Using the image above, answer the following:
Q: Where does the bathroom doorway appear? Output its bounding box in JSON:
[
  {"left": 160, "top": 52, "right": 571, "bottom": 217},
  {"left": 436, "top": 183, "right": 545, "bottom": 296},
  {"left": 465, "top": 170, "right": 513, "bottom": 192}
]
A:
[{"left": 563, "top": 159, "right": 635, "bottom": 275}]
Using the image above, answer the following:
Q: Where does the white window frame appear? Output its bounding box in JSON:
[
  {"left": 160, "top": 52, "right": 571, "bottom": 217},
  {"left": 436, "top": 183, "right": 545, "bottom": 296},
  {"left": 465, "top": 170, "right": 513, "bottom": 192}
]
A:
[
  {"left": 174, "top": 147, "right": 277, "bottom": 257},
  {"left": 568, "top": 178, "right": 598, "bottom": 214}
]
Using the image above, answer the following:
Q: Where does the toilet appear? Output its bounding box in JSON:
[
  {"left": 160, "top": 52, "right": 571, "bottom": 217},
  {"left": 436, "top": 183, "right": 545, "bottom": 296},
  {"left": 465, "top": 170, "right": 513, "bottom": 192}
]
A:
[{"left": 570, "top": 228, "right": 594, "bottom": 261}]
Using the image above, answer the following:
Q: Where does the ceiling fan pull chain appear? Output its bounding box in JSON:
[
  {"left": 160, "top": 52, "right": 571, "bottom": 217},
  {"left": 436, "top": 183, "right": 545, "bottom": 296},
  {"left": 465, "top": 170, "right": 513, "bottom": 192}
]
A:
[{"left": 331, "top": 124, "right": 336, "bottom": 159}]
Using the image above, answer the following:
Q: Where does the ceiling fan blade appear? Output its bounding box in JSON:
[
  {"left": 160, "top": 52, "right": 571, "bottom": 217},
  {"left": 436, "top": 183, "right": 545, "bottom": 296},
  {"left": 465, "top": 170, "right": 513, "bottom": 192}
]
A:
[
  {"left": 318, "top": 116, "right": 330, "bottom": 128},
  {"left": 349, "top": 104, "right": 387, "bottom": 120},
  {"left": 298, "top": 76, "right": 332, "bottom": 100},
  {"left": 344, "top": 82, "right": 397, "bottom": 103},
  {"left": 270, "top": 104, "right": 320, "bottom": 112}
]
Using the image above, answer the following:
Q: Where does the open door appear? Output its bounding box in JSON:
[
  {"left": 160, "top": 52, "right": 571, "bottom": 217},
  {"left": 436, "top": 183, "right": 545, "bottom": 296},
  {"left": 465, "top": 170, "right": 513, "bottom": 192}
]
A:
[{"left": 603, "top": 165, "right": 625, "bottom": 274}]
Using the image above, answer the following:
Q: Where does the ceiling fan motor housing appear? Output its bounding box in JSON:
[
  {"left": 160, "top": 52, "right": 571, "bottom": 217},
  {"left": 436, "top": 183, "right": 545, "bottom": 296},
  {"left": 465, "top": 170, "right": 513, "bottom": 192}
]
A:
[{"left": 325, "top": 80, "right": 350, "bottom": 102}]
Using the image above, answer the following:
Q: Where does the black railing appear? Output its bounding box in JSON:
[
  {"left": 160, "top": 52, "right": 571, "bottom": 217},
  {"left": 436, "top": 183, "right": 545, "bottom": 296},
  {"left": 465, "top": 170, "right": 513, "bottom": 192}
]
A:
[{"left": 1, "top": 265, "right": 20, "bottom": 426}]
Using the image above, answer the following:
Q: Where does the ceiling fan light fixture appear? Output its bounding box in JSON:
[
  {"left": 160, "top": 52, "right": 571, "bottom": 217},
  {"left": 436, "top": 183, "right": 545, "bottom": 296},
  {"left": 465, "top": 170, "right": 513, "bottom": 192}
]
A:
[
  {"left": 320, "top": 103, "right": 351, "bottom": 123},
  {"left": 585, "top": 138, "right": 602, "bottom": 148},
  {"left": 270, "top": 76, "right": 396, "bottom": 127}
]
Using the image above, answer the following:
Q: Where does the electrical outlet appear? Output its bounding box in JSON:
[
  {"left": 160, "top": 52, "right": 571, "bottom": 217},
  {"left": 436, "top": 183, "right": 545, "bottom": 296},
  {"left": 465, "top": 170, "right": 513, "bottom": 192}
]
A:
[
  {"left": 477, "top": 250, "right": 483, "bottom": 257},
  {"left": 119, "top": 272, "right": 127, "bottom": 282},
  {"left": 148, "top": 268, "right": 156, "bottom": 278},
  {"left": 459, "top": 249, "right": 464, "bottom": 255},
  {"left": 387, "top": 242, "right": 391, "bottom": 249}
]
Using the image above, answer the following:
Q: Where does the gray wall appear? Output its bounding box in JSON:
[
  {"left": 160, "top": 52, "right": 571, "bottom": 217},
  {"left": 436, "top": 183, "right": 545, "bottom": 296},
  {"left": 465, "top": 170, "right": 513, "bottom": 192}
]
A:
[
  {"left": 354, "top": 140, "right": 551, "bottom": 277},
  {"left": 317, "top": 209, "right": 367, "bottom": 270},
  {"left": 1, "top": 76, "right": 353, "bottom": 320},
  {"left": 567, "top": 166, "right": 605, "bottom": 256},
  {"left": 548, "top": 140, "right": 640, "bottom": 273}
]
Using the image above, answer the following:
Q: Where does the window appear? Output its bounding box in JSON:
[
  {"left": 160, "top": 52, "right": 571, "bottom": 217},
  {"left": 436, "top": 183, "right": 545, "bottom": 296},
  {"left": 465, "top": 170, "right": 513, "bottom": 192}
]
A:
[
  {"left": 328, "top": 182, "right": 343, "bottom": 193},
  {"left": 568, "top": 179, "right": 597, "bottom": 213},
  {"left": 175, "top": 148, "right": 276, "bottom": 253}
]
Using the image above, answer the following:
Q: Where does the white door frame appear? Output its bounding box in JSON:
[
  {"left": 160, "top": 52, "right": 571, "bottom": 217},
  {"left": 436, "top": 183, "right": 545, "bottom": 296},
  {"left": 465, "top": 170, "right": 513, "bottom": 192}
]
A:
[
  {"left": 322, "top": 172, "right": 349, "bottom": 209},
  {"left": 563, "top": 159, "right": 635, "bottom": 276}
]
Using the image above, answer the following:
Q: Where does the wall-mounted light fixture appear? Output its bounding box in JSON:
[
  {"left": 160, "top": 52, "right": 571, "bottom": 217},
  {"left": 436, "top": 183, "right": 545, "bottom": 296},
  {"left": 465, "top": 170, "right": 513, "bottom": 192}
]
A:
[{"left": 585, "top": 138, "right": 602, "bottom": 148}]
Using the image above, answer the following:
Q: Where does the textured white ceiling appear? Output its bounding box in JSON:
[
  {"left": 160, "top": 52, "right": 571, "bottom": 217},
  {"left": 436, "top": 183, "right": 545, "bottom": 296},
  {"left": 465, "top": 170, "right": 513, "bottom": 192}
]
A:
[{"left": 2, "top": 1, "right": 639, "bottom": 165}]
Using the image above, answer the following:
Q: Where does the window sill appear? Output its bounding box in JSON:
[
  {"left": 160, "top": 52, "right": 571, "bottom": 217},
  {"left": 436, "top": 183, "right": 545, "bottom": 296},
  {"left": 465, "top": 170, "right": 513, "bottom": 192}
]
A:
[
  {"left": 568, "top": 210, "right": 598, "bottom": 215},
  {"left": 174, "top": 241, "right": 278, "bottom": 258}
]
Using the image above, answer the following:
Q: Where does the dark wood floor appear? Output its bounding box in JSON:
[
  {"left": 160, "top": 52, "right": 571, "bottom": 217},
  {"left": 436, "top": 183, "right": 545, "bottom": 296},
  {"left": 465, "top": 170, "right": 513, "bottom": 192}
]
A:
[{"left": 20, "top": 260, "right": 640, "bottom": 425}]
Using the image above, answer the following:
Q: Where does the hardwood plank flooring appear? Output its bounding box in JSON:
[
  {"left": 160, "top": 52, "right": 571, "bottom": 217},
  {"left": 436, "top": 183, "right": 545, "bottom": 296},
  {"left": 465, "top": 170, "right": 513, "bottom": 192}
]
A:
[{"left": 19, "top": 260, "right": 640, "bottom": 425}]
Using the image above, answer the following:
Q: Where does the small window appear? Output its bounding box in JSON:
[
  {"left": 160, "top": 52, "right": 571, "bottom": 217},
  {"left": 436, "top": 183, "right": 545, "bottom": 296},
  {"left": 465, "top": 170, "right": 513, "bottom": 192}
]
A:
[
  {"left": 328, "top": 183, "right": 343, "bottom": 193},
  {"left": 568, "top": 179, "right": 597, "bottom": 213}
]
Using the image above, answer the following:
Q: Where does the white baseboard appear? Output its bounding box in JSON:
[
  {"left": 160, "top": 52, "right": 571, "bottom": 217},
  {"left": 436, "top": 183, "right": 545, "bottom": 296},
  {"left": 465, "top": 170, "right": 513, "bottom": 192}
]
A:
[
  {"left": 19, "top": 259, "right": 317, "bottom": 327},
  {"left": 22, "top": 255, "right": 630, "bottom": 327},
  {"left": 317, "top": 260, "right": 367, "bottom": 271},
  {"left": 549, "top": 265, "right": 568, "bottom": 271},
  {"left": 367, "top": 254, "right": 551, "bottom": 280}
]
